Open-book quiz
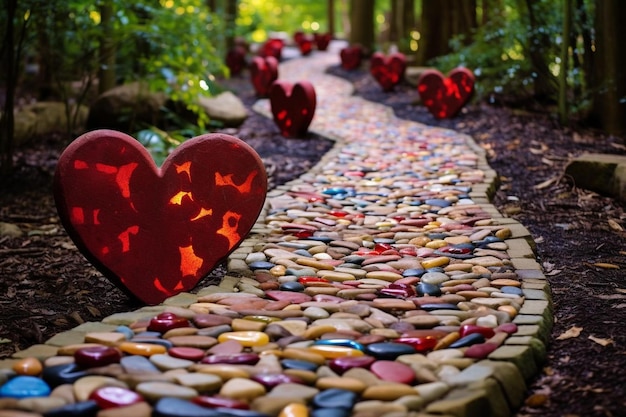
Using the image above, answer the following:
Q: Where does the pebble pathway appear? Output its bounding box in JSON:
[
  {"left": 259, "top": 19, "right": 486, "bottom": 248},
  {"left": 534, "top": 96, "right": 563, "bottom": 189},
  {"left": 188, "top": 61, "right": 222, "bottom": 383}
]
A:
[{"left": 0, "top": 44, "right": 552, "bottom": 417}]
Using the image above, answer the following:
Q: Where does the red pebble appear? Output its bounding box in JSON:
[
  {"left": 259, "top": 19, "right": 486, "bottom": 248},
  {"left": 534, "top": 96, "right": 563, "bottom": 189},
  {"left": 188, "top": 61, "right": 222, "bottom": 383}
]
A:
[
  {"left": 460, "top": 324, "right": 495, "bottom": 339},
  {"left": 148, "top": 312, "right": 190, "bottom": 333},
  {"left": 495, "top": 323, "right": 518, "bottom": 334},
  {"left": 74, "top": 346, "right": 121, "bottom": 368},
  {"left": 329, "top": 355, "right": 376, "bottom": 374},
  {"left": 394, "top": 336, "right": 438, "bottom": 352},
  {"left": 90, "top": 386, "right": 144, "bottom": 409},
  {"left": 250, "top": 373, "right": 304, "bottom": 389},
  {"left": 168, "top": 347, "right": 206, "bottom": 361},
  {"left": 370, "top": 360, "right": 415, "bottom": 384},
  {"left": 374, "top": 243, "right": 393, "bottom": 253},
  {"left": 193, "top": 395, "right": 250, "bottom": 410},
  {"left": 464, "top": 342, "right": 499, "bottom": 359}
]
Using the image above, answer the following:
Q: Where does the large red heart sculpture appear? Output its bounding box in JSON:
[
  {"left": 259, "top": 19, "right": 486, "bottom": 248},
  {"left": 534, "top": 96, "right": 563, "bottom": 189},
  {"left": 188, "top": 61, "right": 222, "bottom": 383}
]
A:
[
  {"left": 340, "top": 45, "right": 362, "bottom": 71},
  {"left": 54, "top": 130, "right": 267, "bottom": 305},
  {"left": 269, "top": 80, "right": 316, "bottom": 138},
  {"left": 370, "top": 52, "right": 407, "bottom": 91},
  {"left": 250, "top": 56, "right": 278, "bottom": 97},
  {"left": 417, "top": 67, "right": 475, "bottom": 118}
]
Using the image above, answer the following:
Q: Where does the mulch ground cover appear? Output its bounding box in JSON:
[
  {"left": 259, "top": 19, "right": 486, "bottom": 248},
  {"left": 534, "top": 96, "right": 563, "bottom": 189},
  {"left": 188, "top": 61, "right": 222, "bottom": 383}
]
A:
[{"left": 1, "top": 58, "right": 626, "bottom": 416}]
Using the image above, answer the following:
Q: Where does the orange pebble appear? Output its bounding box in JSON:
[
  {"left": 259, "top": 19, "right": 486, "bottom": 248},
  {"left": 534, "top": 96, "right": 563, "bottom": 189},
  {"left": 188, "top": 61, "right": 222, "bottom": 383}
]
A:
[{"left": 12, "top": 357, "right": 43, "bottom": 376}]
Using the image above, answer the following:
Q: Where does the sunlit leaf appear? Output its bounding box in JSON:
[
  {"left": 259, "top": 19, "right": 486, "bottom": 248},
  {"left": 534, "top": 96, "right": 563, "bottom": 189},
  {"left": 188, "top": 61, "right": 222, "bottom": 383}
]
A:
[
  {"left": 588, "top": 335, "right": 613, "bottom": 347},
  {"left": 556, "top": 326, "right": 583, "bottom": 340}
]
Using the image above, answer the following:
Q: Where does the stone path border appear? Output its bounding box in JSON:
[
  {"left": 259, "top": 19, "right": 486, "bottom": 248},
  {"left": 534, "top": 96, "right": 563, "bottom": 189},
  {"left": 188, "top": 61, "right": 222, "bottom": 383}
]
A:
[{"left": 1, "top": 44, "right": 552, "bottom": 417}]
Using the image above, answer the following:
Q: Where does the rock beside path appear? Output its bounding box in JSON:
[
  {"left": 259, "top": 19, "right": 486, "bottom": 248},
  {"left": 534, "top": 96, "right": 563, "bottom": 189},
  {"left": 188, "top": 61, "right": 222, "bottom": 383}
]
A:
[{"left": 565, "top": 153, "right": 626, "bottom": 202}]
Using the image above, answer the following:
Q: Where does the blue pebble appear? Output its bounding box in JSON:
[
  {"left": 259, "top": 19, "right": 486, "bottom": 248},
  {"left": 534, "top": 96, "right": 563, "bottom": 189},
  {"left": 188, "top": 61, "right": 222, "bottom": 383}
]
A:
[
  {"left": 311, "top": 409, "right": 351, "bottom": 417},
  {"left": 248, "top": 261, "right": 275, "bottom": 270},
  {"left": 322, "top": 187, "right": 347, "bottom": 195},
  {"left": 42, "top": 363, "right": 88, "bottom": 388},
  {"left": 312, "top": 388, "right": 359, "bottom": 410},
  {"left": 364, "top": 342, "right": 417, "bottom": 360},
  {"left": 0, "top": 375, "right": 50, "bottom": 399},
  {"left": 424, "top": 198, "right": 451, "bottom": 207},
  {"left": 293, "top": 249, "right": 313, "bottom": 258},
  {"left": 279, "top": 281, "right": 305, "bottom": 292},
  {"left": 115, "top": 325, "right": 134, "bottom": 340},
  {"left": 403, "top": 268, "right": 425, "bottom": 277},
  {"left": 420, "top": 303, "right": 460, "bottom": 311},
  {"left": 43, "top": 400, "right": 99, "bottom": 417},
  {"left": 416, "top": 282, "right": 442, "bottom": 297},
  {"left": 501, "top": 286, "right": 524, "bottom": 296},
  {"left": 450, "top": 333, "right": 486, "bottom": 348},
  {"left": 153, "top": 397, "right": 231, "bottom": 417},
  {"left": 281, "top": 359, "right": 319, "bottom": 372},
  {"left": 313, "top": 339, "right": 364, "bottom": 351}
]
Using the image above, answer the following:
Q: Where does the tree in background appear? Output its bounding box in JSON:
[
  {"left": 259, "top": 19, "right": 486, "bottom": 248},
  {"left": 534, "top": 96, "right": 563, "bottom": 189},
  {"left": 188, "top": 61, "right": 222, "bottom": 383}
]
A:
[
  {"left": 589, "top": 0, "right": 626, "bottom": 135},
  {"left": 416, "top": 0, "right": 477, "bottom": 66},
  {"left": 348, "top": 0, "right": 375, "bottom": 54}
]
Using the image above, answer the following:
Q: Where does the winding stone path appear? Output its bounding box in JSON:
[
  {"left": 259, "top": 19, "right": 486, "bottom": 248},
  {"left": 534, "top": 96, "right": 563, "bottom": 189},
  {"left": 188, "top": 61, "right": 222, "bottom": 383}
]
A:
[{"left": 0, "top": 44, "right": 552, "bottom": 417}]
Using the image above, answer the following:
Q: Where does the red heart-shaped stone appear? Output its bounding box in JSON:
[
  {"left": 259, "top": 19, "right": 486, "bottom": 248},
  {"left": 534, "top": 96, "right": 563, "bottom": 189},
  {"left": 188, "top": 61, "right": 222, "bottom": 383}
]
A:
[
  {"left": 340, "top": 45, "right": 362, "bottom": 71},
  {"left": 225, "top": 46, "right": 247, "bottom": 76},
  {"left": 298, "top": 38, "right": 314, "bottom": 56},
  {"left": 314, "top": 33, "right": 331, "bottom": 51},
  {"left": 250, "top": 56, "right": 278, "bottom": 97},
  {"left": 417, "top": 67, "right": 475, "bottom": 118},
  {"left": 54, "top": 130, "right": 267, "bottom": 305},
  {"left": 269, "top": 80, "right": 316, "bottom": 138},
  {"left": 370, "top": 52, "right": 407, "bottom": 91},
  {"left": 260, "top": 39, "right": 283, "bottom": 60}
]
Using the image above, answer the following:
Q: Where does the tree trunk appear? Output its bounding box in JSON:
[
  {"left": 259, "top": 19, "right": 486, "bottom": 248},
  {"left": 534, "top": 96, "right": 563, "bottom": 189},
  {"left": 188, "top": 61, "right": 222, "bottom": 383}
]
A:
[
  {"left": 225, "top": 0, "right": 237, "bottom": 51},
  {"left": 558, "top": 0, "right": 572, "bottom": 124},
  {"left": 98, "top": 0, "right": 116, "bottom": 95},
  {"left": 417, "top": 0, "right": 475, "bottom": 65},
  {"left": 348, "top": 0, "right": 375, "bottom": 54},
  {"left": 589, "top": 0, "right": 626, "bottom": 134},
  {"left": 522, "top": 0, "right": 558, "bottom": 100},
  {"left": 1, "top": 0, "right": 18, "bottom": 178}
]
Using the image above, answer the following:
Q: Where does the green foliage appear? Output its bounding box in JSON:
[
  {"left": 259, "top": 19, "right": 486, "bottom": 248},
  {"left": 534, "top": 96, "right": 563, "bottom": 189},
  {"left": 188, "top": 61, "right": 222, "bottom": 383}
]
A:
[
  {"left": 431, "top": 0, "right": 593, "bottom": 109},
  {"left": 236, "top": 0, "right": 329, "bottom": 42}
]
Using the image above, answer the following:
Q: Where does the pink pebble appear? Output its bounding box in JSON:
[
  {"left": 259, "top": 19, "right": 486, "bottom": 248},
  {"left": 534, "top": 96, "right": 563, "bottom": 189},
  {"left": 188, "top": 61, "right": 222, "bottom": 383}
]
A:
[{"left": 369, "top": 360, "right": 415, "bottom": 384}]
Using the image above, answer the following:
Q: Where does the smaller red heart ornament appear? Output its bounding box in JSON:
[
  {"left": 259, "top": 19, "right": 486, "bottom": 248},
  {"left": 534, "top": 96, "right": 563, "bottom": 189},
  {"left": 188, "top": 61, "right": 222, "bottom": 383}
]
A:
[
  {"left": 250, "top": 56, "right": 279, "bottom": 97},
  {"left": 269, "top": 80, "right": 316, "bottom": 138},
  {"left": 417, "top": 67, "right": 475, "bottom": 118},
  {"left": 340, "top": 45, "right": 362, "bottom": 71},
  {"left": 298, "top": 37, "right": 314, "bottom": 56},
  {"left": 293, "top": 31, "right": 306, "bottom": 44},
  {"left": 225, "top": 46, "right": 247, "bottom": 76},
  {"left": 314, "top": 33, "right": 331, "bottom": 51},
  {"left": 54, "top": 130, "right": 267, "bottom": 305},
  {"left": 260, "top": 39, "right": 284, "bottom": 60},
  {"left": 370, "top": 52, "right": 407, "bottom": 92}
]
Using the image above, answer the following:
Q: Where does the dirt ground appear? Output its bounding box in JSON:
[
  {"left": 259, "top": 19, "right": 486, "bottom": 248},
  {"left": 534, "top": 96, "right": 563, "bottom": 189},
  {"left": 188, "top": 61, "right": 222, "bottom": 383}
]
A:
[{"left": 1, "top": 61, "right": 626, "bottom": 417}]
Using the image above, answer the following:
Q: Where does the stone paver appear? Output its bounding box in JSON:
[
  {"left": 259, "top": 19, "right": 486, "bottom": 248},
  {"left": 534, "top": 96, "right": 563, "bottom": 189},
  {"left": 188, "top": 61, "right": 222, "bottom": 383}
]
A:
[{"left": 0, "top": 43, "right": 552, "bottom": 417}]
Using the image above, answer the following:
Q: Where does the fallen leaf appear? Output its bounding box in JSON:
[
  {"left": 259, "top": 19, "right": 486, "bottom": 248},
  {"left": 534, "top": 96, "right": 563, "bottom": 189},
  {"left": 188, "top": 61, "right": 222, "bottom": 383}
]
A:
[
  {"left": 541, "top": 157, "right": 554, "bottom": 166},
  {"left": 588, "top": 335, "right": 613, "bottom": 346},
  {"left": 546, "top": 269, "right": 562, "bottom": 276},
  {"left": 616, "top": 288, "right": 626, "bottom": 294},
  {"left": 0, "top": 338, "right": 11, "bottom": 344},
  {"left": 593, "top": 262, "right": 620, "bottom": 269},
  {"left": 595, "top": 294, "right": 626, "bottom": 300},
  {"left": 608, "top": 219, "right": 624, "bottom": 232},
  {"left": 614, "top": 303, "right": 626, "bottom": 309},
  {"left": 557, "top": 326, "right": 583, "bottom": 340}
]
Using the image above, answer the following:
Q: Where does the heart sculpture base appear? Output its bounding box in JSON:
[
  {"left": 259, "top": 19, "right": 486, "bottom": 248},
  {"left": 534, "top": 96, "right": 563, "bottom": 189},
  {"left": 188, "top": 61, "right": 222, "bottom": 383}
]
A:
[
  {"left": 417, "top": 67, "right": 475, "bottom": 119},
  {"left": 54, "top": 130, "right": 267, "bottom": 305}
]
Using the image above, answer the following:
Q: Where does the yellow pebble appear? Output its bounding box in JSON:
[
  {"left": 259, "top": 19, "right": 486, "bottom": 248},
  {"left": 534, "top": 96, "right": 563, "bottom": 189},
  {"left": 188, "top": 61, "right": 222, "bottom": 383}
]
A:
[
  {"left": 217, "top": 331, "right": 270, "bottom": 347},
  {"left": 302, "top": 325, "right": 337, "bottom": 340},
  {"left": 409, "top": 236, "right": 431, "bottom": 247},
  {"left": 495, "top": 228, "right": 512, "bottom": 239},
  {"left": 433, "top": 331, "right": 460, "bottom": 350},
  {"left": 270, "top": 265, "right": 287, "bottom": 277},
  {"left": 307, "top": 345, "right": 364, "bottom": 359},
  {"left": 421, "top": 256, "right": 450, "bottom": 269},
  {"left": 425, "top": 239, "right": 447, "bottom": 249},
  {"left": 118, "top": 342, "right": 167, "bottom": 356},
  {"left": 498, "top": 305, "right": 518, "bottom": 318},
  {"left": 231, "top": 318, "right": 267, "bottom": 332},
  {"left": 12, "top": 357, "right": 42, "bottom": 376}
]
